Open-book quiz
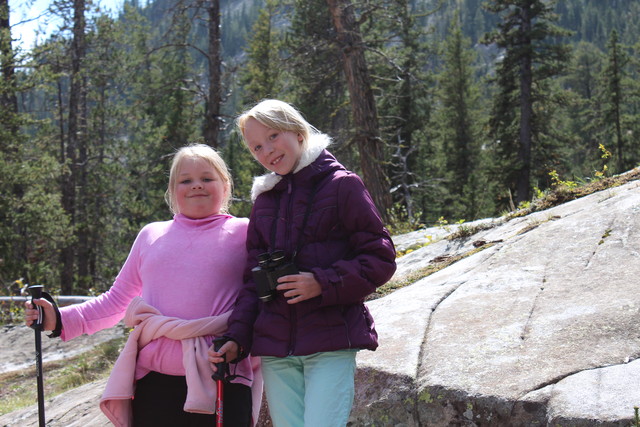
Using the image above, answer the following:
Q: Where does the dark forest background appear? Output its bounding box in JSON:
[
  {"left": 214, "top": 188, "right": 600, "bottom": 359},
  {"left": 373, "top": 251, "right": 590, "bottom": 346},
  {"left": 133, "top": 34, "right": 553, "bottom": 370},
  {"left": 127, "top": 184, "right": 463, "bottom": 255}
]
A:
[{"left": 1, "top": 0, "right": 639, "bottom": 295}]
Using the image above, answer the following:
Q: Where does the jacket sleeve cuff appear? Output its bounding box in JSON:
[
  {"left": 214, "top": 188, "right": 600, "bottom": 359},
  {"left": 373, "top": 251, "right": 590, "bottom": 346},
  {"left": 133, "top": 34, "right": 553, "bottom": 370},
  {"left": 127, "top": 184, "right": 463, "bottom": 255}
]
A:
[
  {"left": 313, "top": 267, "right": 341, "bottom": 306},
  {"left": 47, "top": 302, "right": 62, "bottom": 338},
  {"left": 58, "top": 308, "right": 83, "bottom": 342}
]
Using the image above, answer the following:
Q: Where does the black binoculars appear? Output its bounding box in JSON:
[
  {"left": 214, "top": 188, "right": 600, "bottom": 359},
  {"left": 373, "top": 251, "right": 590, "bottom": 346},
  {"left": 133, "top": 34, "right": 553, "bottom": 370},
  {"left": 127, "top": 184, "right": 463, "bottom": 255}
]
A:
[{"left": 252, "top": 250, "right": 298, "bottom": 302}]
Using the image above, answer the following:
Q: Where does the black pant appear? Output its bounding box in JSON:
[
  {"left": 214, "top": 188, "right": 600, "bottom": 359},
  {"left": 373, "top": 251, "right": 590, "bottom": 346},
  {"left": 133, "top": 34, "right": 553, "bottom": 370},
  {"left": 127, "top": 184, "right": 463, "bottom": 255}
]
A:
[{"left": 132, "top": 371, "right": 252, "bottom": 427}]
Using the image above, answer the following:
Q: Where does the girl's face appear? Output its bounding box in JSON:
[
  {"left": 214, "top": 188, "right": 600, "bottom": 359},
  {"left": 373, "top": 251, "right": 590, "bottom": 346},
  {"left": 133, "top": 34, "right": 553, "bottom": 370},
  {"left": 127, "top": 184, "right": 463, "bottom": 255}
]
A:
[
  {"left": 175, "top": 158, "right": 227, "bottom": 219},
  {"left": 243, "top": 117, "right": 303, "bottom": 175}
]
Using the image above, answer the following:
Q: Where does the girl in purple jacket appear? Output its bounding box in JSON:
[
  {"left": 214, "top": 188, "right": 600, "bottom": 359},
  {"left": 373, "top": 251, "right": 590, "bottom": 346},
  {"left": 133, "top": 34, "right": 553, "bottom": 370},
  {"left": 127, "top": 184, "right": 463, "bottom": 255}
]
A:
[{"left": 209, "top": 99, "right": 397, "bottom": 426}]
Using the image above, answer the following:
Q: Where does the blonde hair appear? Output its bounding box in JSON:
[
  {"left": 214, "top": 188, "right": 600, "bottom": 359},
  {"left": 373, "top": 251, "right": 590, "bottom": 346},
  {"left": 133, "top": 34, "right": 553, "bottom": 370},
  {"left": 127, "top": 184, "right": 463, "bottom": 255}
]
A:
[
  {"left": 236, "top": 99, "right": 316, "bottom": 151},
  {"left": 165, "top": 144, "right": 232, "bottom": 215}
]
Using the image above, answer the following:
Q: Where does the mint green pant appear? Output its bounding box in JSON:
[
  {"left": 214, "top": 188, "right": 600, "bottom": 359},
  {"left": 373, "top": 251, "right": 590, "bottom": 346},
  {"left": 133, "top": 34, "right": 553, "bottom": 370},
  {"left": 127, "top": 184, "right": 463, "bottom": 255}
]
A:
[{"left": 261, "top": 350, "right": 358, "bottom": 427}]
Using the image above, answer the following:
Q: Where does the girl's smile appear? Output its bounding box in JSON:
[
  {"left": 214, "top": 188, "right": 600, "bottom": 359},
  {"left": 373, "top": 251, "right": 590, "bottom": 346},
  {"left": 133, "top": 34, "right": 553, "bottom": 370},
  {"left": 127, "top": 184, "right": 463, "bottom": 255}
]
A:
[{"left": 243, "top": 118, "right": 303, "bottom": 175}]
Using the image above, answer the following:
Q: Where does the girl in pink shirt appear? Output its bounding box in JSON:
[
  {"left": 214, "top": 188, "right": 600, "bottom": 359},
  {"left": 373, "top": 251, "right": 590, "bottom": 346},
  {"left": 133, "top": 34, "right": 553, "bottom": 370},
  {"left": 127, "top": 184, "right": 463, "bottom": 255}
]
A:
[{"left": 25, "top": 144, "right": 261, "bottom": 427}]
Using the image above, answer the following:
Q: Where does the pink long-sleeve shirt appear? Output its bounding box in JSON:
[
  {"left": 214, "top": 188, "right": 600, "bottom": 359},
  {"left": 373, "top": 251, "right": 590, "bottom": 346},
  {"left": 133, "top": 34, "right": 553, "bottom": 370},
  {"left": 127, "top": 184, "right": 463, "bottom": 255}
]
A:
[{"left": 60, "top": 213, "right": 254, "bottom": 384}]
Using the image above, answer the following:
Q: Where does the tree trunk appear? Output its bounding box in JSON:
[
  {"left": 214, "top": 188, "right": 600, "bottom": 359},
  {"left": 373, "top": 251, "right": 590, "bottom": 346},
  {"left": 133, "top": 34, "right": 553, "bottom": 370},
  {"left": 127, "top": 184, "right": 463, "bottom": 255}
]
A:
[
  {"left": 0, "top": 0, "right": 17, "bottom": 122},
  {"left": 516, "top": 5, "right": 533, "bottom": 204},
  {"left": 76, "top": 79, "right": 89, "bottom": 290},
  {"left": 396, "top": 1, "right": 417, "bottom": 220},
  {"left": 203, "top": 0, "right": 221, "bottom": 148},
  {"left": 326, "top": 0, "right": 391, "bottom": 220},
  {"left": 60, "top": 0, "right": 87, "bottom": 294},
  {"left": 0, "top": 0, "right": 28, "bottom": 277},
  {"left": 611, "top": 42, "right": 623, "bottom": 170}
]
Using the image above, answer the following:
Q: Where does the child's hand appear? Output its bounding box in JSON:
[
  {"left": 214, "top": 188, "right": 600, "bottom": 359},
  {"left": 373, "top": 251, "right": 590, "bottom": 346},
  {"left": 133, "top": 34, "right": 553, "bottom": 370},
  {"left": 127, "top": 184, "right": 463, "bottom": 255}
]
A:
[
  {"left": 24, "top": 298, "right": 56, "bottom": 331},
  {"left": 277, "top": 272, "right": 321, "bottom": 304},
  {"left": 208, "top": 340, "right": 238, "bottom": 372}
]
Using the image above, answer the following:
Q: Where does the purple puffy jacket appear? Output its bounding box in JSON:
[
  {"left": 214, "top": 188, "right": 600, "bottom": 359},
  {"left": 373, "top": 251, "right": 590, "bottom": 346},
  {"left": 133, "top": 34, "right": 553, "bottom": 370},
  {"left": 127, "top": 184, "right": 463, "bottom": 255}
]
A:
[{"left": 226, "top": 134, "right": 397, "bottom": 357}]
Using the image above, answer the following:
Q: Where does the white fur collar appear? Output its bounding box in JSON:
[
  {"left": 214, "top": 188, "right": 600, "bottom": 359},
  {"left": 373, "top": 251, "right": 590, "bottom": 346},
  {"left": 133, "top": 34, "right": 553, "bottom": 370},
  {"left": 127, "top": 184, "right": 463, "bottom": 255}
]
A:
[{"left": 251, "top": 132, "right": 331, "bottom": 202}]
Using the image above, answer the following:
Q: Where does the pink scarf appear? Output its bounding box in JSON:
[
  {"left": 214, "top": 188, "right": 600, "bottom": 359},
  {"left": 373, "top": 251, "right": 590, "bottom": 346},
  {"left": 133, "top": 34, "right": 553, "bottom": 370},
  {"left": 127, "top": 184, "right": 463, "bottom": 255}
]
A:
[{"left": 99, "top": 297, "right": 233, "bottom": 426}]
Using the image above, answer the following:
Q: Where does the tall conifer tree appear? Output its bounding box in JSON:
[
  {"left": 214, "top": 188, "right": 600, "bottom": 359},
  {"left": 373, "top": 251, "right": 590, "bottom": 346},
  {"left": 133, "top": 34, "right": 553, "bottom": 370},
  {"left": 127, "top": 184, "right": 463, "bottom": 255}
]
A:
[
  {"left": 600, "top": 30, "right": 629, "bottom": 173},
  {"left": 228, "top": 0, "right": 284, "bottom": 216},
  {"left": 368, "top": 0, "right": 435, "bottom": 224},
  {"left": 483, "top": 0, "right": 570, "bottom": 205},
  {"left": 240, "top": 0, "right": 281, "bottom": 103},
  {"left": 435, "top": 15, "right": 489, "bottom": 220},
  {"left": 327, "top": 0, "right": 391, "bottom": 219},
  {"left": 284, "top": 0, "right": 348, "bottom": 138},
  {"left": 561, "top": 41, "right": 604, "bottom": 177},
  {"left": 59, "top": 0, "right": 88, "bottom": 293}
]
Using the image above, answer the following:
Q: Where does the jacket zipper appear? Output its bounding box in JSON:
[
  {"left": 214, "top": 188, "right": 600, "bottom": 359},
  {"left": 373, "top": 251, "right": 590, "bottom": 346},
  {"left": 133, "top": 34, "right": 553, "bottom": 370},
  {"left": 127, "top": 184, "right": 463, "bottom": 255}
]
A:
[
  {"left": 284, "top": 178, "right": 293, "bottom": 255},
  {"left": 343, "top": 306, "right": 352, "bottom": 348},
  {"left": 285, "top": 177, "right": 297, "bottom": 355},
  {"left": 288, "top": 304, "right": 297, "bottom": 355}
]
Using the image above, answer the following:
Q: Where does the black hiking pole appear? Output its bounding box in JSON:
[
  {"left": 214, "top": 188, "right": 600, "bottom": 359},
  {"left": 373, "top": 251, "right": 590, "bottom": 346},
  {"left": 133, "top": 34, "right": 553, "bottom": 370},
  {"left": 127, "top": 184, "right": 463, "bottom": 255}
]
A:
[
  {"left": 211, "top": 338, "right": 228, "bottom": 427},
  {"left": 28, "top": 284, "right": 46, "bottom": 427}
]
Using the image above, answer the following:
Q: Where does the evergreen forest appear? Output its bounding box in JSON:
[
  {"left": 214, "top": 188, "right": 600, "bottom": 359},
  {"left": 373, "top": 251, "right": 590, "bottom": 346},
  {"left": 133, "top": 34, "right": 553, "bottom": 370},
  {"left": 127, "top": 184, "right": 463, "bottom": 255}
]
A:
[{"left": 1, "top": 0, "right": 639, "bottom": 295}]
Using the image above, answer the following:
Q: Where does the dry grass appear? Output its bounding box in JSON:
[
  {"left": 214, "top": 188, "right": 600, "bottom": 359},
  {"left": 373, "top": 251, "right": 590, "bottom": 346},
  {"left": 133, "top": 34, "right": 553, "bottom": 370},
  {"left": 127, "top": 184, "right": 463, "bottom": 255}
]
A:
[
  {"left": 510, "top": 169, "right": 640, "bottom": 219},
  {"left": 368, "top": 244, "right": 495, "bottom": 301}
]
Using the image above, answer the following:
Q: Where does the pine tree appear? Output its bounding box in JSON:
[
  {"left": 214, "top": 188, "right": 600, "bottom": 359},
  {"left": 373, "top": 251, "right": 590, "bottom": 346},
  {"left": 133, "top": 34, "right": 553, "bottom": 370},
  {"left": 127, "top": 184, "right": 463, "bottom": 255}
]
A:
[
  {"left": 229, "top": 0, "right": 284, "bottom": 215},
  {"left": 483, "top": 0, "right": 571, "bottom": 205},
  {"left": 434, "top": 15, "right": 491, "bottom": 220},
  {"left": 283, "top": 0, "right": 349, "bottom": 138},
  {"left": 0, "top": 1, "right": 77, "bottom": 289},
  {"left": 625, "top": 39, "right": 640, "bottom": 169},
  {"left": 561, "top": 41, "right": 605, "bottom": 177},
  {"left": 12, "top": 2, "right": 179, "bottom": 292},
  {"left": 58, "top": 0, "right": 88, "bottom": 293},
  {"left": 239, "top": 0, "right": 282, "bottom": 103},
  {"left": 367, "top": 0, "right": 436, "bottom": 224},
  {"left": 599, "top": 30, "right": 629, "bottom": 173},
  {"left": 326, "top": 0, "right": 391, "bottom": 219},
  {"left": 0, "top": 0, "right": 17, "bottom": 129}
]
